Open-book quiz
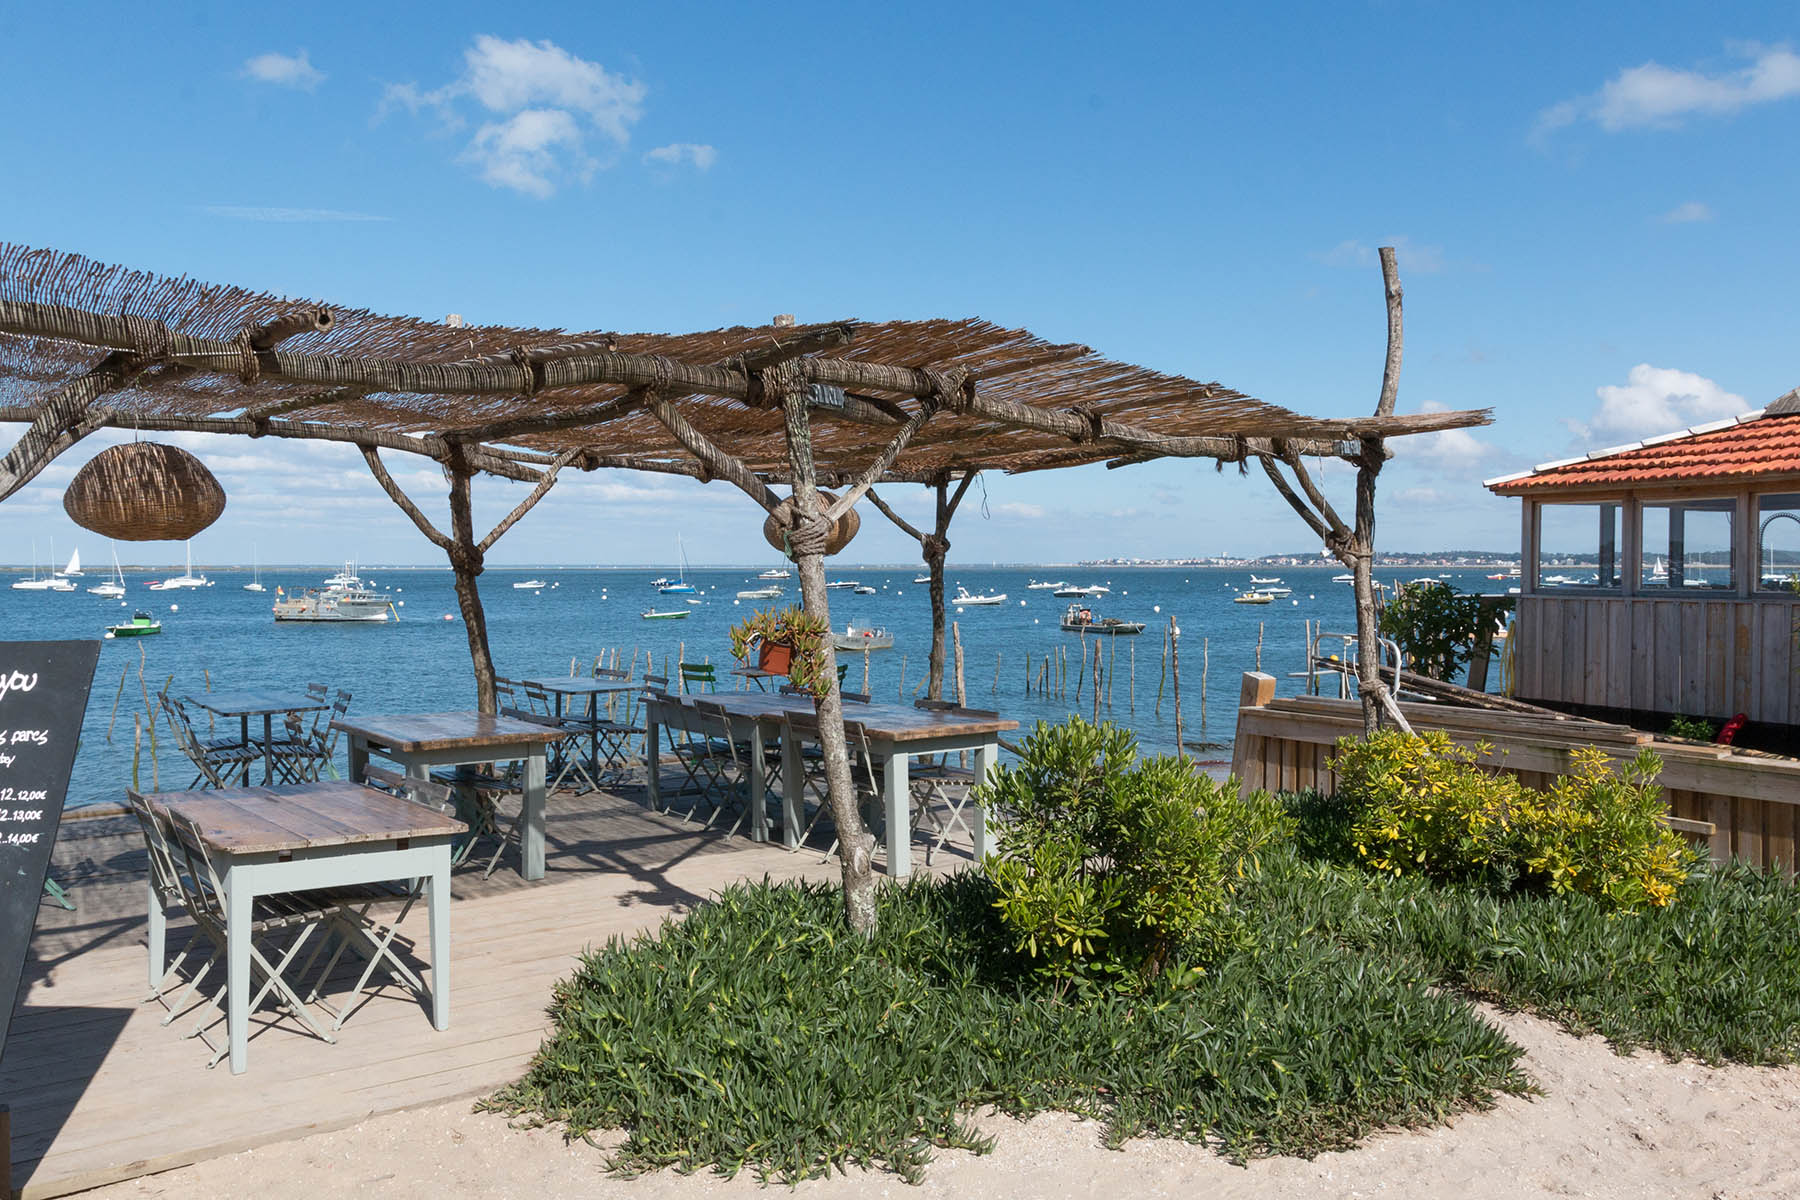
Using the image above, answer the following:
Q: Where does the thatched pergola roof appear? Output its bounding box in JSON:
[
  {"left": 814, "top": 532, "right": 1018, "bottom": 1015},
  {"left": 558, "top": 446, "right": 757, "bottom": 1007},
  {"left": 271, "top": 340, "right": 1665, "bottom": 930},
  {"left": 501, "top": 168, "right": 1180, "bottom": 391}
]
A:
[{"left": 0, "top": 244, "right": 1488, "bottom": 485}]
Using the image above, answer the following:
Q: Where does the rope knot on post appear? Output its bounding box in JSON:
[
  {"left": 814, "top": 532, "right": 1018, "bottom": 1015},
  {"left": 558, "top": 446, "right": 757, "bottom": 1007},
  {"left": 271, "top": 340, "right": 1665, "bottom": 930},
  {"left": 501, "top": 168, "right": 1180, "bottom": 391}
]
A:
[
  {"left": 921, "top": 533, "right": 949, "bottom": 562},
  {"left": 232, "top": 326, "right": 260, "bottom": 385},
  {"left": 919, "top": 367, "right": 971, "bottom": 413},
  {"left": 119, "top": 314, "right": 172, "bottom": 367},
  {"left": 1066, "top": 401, "right": 1104, "bottom": 442},
  {"left": 786, "top": 512, "right": 831, "bottom": 558},
  {"left": 509, "top": 346, "right": 542, "bottom": 395}
]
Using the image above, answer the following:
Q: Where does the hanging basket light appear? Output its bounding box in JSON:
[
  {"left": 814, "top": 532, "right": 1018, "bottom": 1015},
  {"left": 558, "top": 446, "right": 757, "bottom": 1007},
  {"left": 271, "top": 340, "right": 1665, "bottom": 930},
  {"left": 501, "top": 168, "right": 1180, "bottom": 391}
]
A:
[
  {"left": 63, "top": 443, "right": 227, "bottom": 541},
  {"left": 762, "top": 490, "right": 859, "bottom": 557}
]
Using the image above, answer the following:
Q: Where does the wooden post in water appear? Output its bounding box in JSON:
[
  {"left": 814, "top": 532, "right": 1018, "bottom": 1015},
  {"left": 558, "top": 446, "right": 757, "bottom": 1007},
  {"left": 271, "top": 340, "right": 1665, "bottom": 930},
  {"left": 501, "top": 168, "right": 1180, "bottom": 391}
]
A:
[
  {"left": 1106, "top": 635, "right": 1116, "bottom": 710},
  {"left": 952, "top": 621, "right": 966, "bottom": 707},
  {"left": 1129, "top": 641, "right": 1136, "bottom": 713},
  {"left": 993, "top": 651, "right": 1001, "bottom": 696},
  {"left": 1255, "top": 621, "right": 1264, "bottom": 672},
  {"left": 898, "top": 655, "right": 907, "bottom": 701},
  {"left": 1091, "top": 640, "right": 1102, "bottom": 723},
  {"left": 1155, "top": 622, "right": 1168, "bottom": 716},
  {"left": 862, "top": 646, "right": 871, "bottom": 694},
  {"left": 1202, "top": 636, "right": 1210, "bottom": 729},
  {"left": 1169, "top": 614, "right": 1184, "bottom": 758},
  {"left": 1024, "top": 650, "right": 1031, "bottom": 695}
]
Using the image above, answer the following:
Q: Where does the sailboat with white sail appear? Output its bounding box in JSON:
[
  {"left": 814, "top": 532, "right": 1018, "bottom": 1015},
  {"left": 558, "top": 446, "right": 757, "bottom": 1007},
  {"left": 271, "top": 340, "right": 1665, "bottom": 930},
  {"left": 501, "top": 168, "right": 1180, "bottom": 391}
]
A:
[
  {"left": 658, "top": 535, "right": 697, "bottom": 594},
  {"left": 12, "top": 541, "right": 61, "bottom": 591},
  {"left": 152, "top": 541, "right": 210, "bottom": 589},
  {"left": 244, "top": 546, "right": 266, "bottom": 593},
  {"left": 88, "top": 546, "right": 127, "bottom": 597},
  {"left": 56, "top": 547, "right": 82, "bottom": 578}
]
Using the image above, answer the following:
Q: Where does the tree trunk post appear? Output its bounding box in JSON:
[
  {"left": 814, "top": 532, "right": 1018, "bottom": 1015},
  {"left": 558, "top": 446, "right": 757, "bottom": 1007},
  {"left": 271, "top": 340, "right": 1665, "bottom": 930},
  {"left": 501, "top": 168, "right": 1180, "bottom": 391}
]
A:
[
  {"left": 778, "top": 385, "right": 878, "bottom": 935},
  {"left": 444, "top": 456, "right": 499, "bottom": 715}
]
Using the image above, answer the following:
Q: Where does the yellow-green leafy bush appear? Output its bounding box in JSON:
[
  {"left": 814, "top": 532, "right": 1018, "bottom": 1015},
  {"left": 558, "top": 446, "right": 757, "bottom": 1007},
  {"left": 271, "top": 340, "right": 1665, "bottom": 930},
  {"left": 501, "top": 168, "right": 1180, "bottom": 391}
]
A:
[
  {"left": 982, "top": 717, "right": 1290, "bottom": 994},
  {"left": 1333, "top": 730, "right": 1693, "bottom": 909}
]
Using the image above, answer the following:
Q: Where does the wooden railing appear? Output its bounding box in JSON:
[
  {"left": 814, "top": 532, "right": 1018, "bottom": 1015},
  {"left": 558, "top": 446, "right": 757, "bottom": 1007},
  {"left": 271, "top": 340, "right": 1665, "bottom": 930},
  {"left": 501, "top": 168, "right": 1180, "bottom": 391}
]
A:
[{"left": 1229, "top": 672, "right": 1800, "bottom": 876}]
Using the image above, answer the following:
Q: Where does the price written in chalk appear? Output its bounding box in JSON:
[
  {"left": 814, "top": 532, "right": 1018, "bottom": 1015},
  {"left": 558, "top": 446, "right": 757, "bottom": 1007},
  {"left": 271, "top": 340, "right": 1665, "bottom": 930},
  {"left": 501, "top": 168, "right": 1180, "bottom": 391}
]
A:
[
  {"left": 4, "top": 831, "right": 40, "bottom": 845},
  {"left": 1, "top": 806, "right": 47, "bottom": 821}
]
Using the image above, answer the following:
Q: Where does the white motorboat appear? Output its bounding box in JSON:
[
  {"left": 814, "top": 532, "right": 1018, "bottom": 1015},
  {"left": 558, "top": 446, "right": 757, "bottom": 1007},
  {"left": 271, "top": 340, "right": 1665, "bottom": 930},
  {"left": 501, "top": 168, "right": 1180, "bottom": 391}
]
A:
[
  {"left": 1026, "top": 579, "right": 1067, "bottom": 590},
  {"left": 1052, "top": 585, "right": 1091, "bottom": 598},
  {"left": 1260, "top": 585, "right": 1292, "bottom": 597},
  {"left": 1332, "top": 573, "right": 1354, "bottom": 583},
  {"left": 56, "top": 547, "right": 82, "bottom": 578},
  {"left": 1249, "top": 575, "right": 1282, "bottom": 585},
  {"left": 913, "top": 575, "right": 931, "bottom": 584},
  {"left": 513, "top": 579, "right": 549, "bottom": 590},
  {"left": 757, "top": 568, "right": 791, "bottom": 580},
  {"left": 831, "top": 624, "right": 894, "bottom": 651},
  {"left": 737, "top": 585, "right": 784, "bottom": 599},
  {"left": 953, "top": 587, "right": 1006, "bottom": 606},
  {"left": 272, "top": 563, "right": 393, "bottom": 622},
  {"left": 852, "top": 585, "right": 877, "bottom": 595},
  {"left": 825, "top": 580, "right": 859, "bottom": 590}
]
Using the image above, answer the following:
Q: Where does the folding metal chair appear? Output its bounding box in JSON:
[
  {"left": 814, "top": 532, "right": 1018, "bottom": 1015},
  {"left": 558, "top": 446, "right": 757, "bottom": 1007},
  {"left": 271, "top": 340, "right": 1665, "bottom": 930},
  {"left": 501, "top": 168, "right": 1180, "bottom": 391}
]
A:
[
  {"left": 907, "top": 701, "right": 999, "bottom": 862},
  {"left": 692, "top": 700, "right": 774, "bottom": 838},
  {"left": 302, "top": 767, "right": 457, "bottom": 1031},
  {"left": 164, "top": 810, "right": 341, "bottom": 1066},
  {"left": 160, "top": 694, "right": 257, "bottom": 788},
  {"left": 271, "top": 689, "right": 353, "bottom": 783},
  {"left": 129, "top": 792, "right": 214, "bottom": 1017},
  {"left": 505, "top": 697, "right": 599, "bottom": 795},
  {"left": 678, "top": 661, "right": 717, "bottom": 694},
  {"left": 589, "top": 667, "right": 643, "bottom": 774},
  {"left": 657, "top": 697, "right": 741, "bottom": 823},
  {"left": 781, "top": 710, "right": 885, "bottom": 858}
]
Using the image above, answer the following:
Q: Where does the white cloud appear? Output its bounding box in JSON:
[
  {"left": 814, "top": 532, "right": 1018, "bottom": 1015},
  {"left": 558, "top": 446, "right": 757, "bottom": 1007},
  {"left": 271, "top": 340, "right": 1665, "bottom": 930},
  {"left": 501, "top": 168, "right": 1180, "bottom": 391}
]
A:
[
  {"left": 382, "top": 35, "right": 646, "bottom": 196},
  {"left": 644, "top": 142, "right": 717, "bottom": 171},
  {"left": 992, "top": 502, "right": 1046, "bottom": 520},
  {"left": 1536, "top": 43, "right": 1800, "bottom": 136},
  {"left": 1656, "top": 200, "right": 1714, "bottom": 224},
  {"left": 204, "top": 206, "right": 390, "bottom": 223},
  {"left": 1564, "top": 364, "right": 1750, "bottom": 445},
  {"left": 241, "top": 50, "right": 324, "bottom": 91},
  {"left": 1395, "top": 400, "right": 1497, "bottom": 471},
  {"left": 1318, "top": 236, "right": 1445, "bottom": 274}
]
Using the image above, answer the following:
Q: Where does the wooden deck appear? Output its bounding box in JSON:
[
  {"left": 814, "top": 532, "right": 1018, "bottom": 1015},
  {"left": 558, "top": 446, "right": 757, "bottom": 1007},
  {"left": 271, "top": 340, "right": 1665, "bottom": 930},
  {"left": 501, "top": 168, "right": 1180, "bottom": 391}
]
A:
[{"left": 9, "top": 775, "right": 958, "bottom": 1199}]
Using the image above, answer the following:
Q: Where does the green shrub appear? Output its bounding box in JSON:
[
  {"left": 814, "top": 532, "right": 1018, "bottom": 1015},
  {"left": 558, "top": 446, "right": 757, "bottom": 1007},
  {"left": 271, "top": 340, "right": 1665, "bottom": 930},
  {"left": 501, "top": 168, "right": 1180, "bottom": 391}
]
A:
[
  {"left": 981, "top": 717, "right": 1290, "bottom": 992},
  {"left": 1377, "top": 583, "right": 1505, "bottom": 681},
  {"left": 1665, "top": 713, "right": 1716, "bottom": 741},
  {"left": 486, "top": 875, "right": 1529, "bottom": 1182},
  {"left": 1333, "top": 731, "right": 1693, "bottom": 909}
]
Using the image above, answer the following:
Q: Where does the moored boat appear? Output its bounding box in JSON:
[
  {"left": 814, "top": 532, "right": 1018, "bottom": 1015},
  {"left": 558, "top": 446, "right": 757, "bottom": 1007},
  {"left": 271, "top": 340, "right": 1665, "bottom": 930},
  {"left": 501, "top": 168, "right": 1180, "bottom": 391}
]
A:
[
  {"left": 105, "top": 609, "right": 161, "bottom": 638},
  {"left": 272, "top": 563, "right": 393, "bottom": 622},
  {"left": 757, "top": 568, "right": 791, "bottom": 580},
  {"left": 641, "top": 608, "right": 690, "bottom": 620},
  {"left": 513, "top": 579, "right": 549, "bottom": 589},
  {"left": 737, "top": 585, "right": 784, "bottom": 599},
  {"left": 1234, "top": 590, "right": 1274, "bottom": 605},
  {"left": 1026, "top": 579, "right": 1067, "bottom": 590},
  {"left": 852, "top": 585, "right": 877, "bottom": 595},
  {"left": 1059, "top": 603, "right": 1145, "bottom": 635},
  {"left": 831, "top": 624, "right": 894, "bottom": 651},
  {"left": 953, "top": 587, "right": 1006, "bottom": 605}
]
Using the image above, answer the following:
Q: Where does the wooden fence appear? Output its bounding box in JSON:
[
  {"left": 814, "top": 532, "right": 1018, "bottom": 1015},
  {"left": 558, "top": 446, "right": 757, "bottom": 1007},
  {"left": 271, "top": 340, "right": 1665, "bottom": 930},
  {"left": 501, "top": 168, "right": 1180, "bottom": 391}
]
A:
[{"left": 1229, "top": 672, "right": 1800, "bottom": 876}]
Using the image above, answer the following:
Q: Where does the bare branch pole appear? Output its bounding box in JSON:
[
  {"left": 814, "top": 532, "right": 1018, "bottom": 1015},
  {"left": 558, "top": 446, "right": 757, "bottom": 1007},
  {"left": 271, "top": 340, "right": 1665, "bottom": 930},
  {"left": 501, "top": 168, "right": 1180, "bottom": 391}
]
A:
[
  {"left": 360, "top": 447, "right": 453, "bottom": 550},
  {"left": 867, "top": 469, "right": 976, "bottom": 701},
  {"left": 643, "top": 393, "right": 781, "bottom": 512},
  {"left": 477, "top": 448, "right": 581, "bottom": 554}
]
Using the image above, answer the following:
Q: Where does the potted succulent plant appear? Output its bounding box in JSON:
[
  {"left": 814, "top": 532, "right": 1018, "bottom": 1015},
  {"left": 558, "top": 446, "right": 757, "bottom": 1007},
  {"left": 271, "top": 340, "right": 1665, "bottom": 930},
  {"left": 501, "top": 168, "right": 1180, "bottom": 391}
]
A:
[{"left": 728, "top": 606, "right": 831, "bottom": 695}]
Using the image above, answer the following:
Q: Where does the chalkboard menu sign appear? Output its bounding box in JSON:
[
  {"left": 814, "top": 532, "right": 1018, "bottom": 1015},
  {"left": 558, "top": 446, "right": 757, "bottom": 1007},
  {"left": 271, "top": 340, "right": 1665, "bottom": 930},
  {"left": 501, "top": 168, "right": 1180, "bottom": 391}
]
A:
[{"left": 0, "top": 640, "right": 100, "bottom": 1055}]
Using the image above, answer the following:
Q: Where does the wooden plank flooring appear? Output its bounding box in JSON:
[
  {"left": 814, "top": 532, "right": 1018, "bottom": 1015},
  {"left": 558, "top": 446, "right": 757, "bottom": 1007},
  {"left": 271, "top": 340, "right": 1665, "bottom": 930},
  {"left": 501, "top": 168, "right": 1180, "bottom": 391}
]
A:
[{"left": 10, "top": 778, "right": 947, "bottom": 1199}]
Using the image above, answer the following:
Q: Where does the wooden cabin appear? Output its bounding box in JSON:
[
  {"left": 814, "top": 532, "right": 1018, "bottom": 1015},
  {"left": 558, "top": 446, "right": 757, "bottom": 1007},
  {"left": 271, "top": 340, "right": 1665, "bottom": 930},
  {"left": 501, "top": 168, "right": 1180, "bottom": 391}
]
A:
[{"left": 1485, "top": 389, "right": 1800, "bottom": 735}]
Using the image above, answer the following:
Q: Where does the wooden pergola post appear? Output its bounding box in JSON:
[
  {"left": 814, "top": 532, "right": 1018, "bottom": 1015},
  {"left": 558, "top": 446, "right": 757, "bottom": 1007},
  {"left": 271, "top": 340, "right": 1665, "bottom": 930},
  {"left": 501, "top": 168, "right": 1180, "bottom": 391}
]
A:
[{"left": 867, "top": 471, "right": 976, "bottom": 702}]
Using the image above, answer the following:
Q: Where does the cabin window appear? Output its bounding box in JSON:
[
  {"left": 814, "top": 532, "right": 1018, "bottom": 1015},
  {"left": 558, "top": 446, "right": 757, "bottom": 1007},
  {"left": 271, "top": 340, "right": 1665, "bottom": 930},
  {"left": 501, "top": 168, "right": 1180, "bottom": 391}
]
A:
[
  {"left": 1640, "top": 498, "right": 1735, "bottom": 591},
  {"left": 1535, "top": 502, "right": 1622, "bottom": 589},
  {"left": 1756, "top": 493, "right": 1800, "bottom": 593}
]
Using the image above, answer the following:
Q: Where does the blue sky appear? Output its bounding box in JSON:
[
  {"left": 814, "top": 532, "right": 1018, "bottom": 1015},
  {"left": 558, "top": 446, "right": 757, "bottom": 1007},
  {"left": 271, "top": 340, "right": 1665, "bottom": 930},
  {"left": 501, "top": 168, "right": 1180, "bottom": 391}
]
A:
[{"left": 2, "top": 2, "right": 1796, "bottom": 566}]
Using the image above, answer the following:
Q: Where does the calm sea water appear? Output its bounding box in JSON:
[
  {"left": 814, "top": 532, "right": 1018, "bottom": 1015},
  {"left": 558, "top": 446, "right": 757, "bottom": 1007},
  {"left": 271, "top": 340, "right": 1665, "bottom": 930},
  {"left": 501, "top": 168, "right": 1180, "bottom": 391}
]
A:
[{"left": 8, "top": 563, "right": 1505, "bottom": 809}]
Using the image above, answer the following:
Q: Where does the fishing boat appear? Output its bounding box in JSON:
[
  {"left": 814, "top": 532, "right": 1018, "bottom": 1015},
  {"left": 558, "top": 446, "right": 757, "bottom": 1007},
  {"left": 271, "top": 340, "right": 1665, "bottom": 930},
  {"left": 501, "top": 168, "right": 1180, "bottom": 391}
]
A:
[
  {"left": 1060, "top": 603, "right": 1145, "bottom": 635},
  {"left": 641, "top": 608, "right": 690, "bottom": 620},
  {"left": 513, "top": 579, "right": 549, "bottom": 590},
  {"left": 105, "top": 609, "right": 161, "bottom": 639},
  {"left": 272, "top": 564, "right": 393, "bottom": 622},
  {"left": 737, "top": 585, "right": 784, "bottom": 599},
  {"left": 757, "top": 568, "right": 791, "bottom": 580},
  {"left": 56, "top": 547, "right": 82, "bottom": 578},
  {"left": 658, "top": 535, "right": 698, "bottom": 594},
  {"left": 852, "top": 585, "right": 877, "bottom": 595},
  {"left": 953, "top": 586, "right": 1006, "bottom": 605},
  {"left": 89, "top": 547, "right": 127, "bottom": 597},
  {"left": 243, "top": 546, "right": 266, "bottom": 592},
  {"left": 1234, "top": 590, "right": 1274, "bottom": 605},
  {"left": 831, "top": 624, "right": 894, "bottom": 651},
  {"left": 156, "top": 542, "right": 210, "bottom": 589},
  {"left": 1027, "top": 579, "right": 1067, "bottom": 590}
]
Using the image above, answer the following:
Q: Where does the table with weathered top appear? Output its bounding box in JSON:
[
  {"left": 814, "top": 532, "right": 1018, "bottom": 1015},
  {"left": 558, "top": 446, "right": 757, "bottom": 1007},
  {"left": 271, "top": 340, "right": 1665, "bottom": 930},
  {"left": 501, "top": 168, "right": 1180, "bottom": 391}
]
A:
[
  {"left": 644, "top": 692, "right": 1017, "bottom": 877},
  {"left": 518, "top": 676, "right": 641, "bottom": 776},
  {"left": 332, "top": 712, "right": 567, "bottom": 881},
  {"left": 147, "top": 782, "right": 466, "bottom": 1074},
  {"left": 187, "top": 688, "right": 329, "bottom": 784}
]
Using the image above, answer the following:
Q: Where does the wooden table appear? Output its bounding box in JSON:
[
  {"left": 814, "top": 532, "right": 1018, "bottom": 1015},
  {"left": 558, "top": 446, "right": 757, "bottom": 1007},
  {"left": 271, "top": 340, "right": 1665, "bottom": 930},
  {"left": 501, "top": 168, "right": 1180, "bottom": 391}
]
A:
[
  {"left": 644, "top": 693, "right": 1016, "bottom": 877},
  {"left": 187, "top": 689, "right": 329, "bottom": 784},
  {"left": 146, "top": 782, "right": 466, "bottom": 1075},
  {"left": 332, "top": 712, "right": 567, "bottom": 881},
  {"left": 727, "top": 666, "right": 785, "bottom": 691},
  {"left": 518, "top": 677, "right": 640, "bottom": 777}
]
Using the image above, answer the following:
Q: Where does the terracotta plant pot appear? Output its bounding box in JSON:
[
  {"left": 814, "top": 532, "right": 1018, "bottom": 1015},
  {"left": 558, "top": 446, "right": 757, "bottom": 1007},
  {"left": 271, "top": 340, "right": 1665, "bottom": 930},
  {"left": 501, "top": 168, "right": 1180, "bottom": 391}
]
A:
[{"left": 757, "top": 641, "right": 795, "bottom": 676}]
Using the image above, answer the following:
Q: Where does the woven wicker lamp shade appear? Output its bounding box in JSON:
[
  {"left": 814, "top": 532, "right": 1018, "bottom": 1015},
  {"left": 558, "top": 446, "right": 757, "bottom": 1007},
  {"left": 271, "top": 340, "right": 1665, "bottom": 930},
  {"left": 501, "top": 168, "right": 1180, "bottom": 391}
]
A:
[
  {"left": 62, "top": 443, "right": 227, "bottom": 541},
  {"left": 762, "top": 490, "right": 859, "bottom": 557}
]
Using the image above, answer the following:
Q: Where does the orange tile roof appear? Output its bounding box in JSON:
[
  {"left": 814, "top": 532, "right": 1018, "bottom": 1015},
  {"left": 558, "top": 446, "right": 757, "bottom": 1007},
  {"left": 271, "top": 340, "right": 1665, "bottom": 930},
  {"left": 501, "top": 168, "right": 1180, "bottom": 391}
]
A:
[{"left": 1487, "top": 410, "right": 1800, "bottom": 495}]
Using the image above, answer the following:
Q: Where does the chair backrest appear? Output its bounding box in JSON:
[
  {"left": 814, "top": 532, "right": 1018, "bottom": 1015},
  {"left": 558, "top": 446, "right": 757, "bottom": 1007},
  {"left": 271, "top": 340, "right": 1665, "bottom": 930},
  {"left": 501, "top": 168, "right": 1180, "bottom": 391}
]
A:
[
  {"left": 165, "top": 810, "right": 228, "bottom": 922},
  {"left": 836, "top": 663, "right": 850, "bottom": 685},
  {"left": 361, "top": 764, "right": 456, "bottom": 814},
  {"left": 678, "top": 662, "right": 716, "bottom": 693},
  {"left": 306, "top": 681, "right": 330, "bottom": 702},
  {"left": 914, "top": 698, "right": 956, "bottom": 711},
  {"left": 127, "top": 791, "right": 184, "bottom": 904},
  {"left": 840, "top": 691, "right": 871, "bottom": 704},
  {"left": 314, "top": 689, "right": 354, "bottom": 750},
  {"left": 643, "top": 673, "right": 671, "bottom": 695},
  {"left": 521, "top": 682, "right": 556, "bottom": 716},
  {"left": 157, "top": 693, "right": 218, "bottom": 781},
  {"left": 779, "top": 682, "right": 808, "bottom": 697},
  {"left": 493, "top": 677, "right": 519, "bottom": 705},
  {"left": 949, "top": 705, "right": 1000, "bottom": 720},
  {"left": 593, "top": 666, "right": 629, "bottom": 681}
]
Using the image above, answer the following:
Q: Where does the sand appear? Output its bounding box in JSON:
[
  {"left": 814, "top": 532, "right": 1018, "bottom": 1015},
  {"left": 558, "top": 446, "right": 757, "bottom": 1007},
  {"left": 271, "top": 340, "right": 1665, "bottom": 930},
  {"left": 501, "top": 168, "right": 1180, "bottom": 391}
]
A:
[{"left": 79, "top": 1004, "right": 1800, "bottom": 1200}]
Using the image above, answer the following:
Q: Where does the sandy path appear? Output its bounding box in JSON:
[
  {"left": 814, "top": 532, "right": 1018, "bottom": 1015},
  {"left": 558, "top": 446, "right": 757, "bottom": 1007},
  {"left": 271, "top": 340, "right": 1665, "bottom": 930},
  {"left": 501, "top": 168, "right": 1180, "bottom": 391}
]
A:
[{"left": 85, "top": 1006, "right": 1800, "bottom": 1200}]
